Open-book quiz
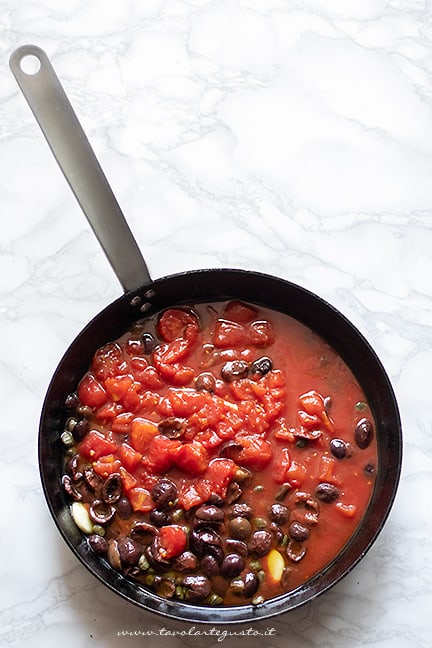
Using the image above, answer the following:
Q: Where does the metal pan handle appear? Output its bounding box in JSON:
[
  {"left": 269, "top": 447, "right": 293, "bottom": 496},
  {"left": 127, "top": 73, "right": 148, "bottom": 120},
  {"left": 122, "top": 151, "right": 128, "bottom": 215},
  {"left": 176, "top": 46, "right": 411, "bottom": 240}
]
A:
[{"left": 9, "top": 44, "right": 151, "bottom": 293}]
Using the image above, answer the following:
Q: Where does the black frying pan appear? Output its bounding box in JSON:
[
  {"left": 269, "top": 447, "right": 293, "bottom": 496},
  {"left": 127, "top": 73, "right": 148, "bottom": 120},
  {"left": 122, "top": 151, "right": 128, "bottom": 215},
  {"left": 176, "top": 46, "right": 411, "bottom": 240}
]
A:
[{"left": 9, "top": 44, "right": 402, "bottom": 624}]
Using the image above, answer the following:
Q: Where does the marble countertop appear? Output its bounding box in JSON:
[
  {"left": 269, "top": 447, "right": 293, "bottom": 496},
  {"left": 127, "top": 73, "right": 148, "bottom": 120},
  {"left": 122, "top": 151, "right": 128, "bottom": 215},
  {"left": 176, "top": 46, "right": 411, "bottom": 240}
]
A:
[{"left": 1, "top": 1, "right": 431, "bottom": 647}]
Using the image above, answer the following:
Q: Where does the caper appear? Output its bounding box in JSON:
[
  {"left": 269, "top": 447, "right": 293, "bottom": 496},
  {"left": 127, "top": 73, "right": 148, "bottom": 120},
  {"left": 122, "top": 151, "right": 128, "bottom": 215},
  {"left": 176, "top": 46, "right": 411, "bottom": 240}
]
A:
[{"left": 253, "top": 517, "right": 267, "bottom": 529}]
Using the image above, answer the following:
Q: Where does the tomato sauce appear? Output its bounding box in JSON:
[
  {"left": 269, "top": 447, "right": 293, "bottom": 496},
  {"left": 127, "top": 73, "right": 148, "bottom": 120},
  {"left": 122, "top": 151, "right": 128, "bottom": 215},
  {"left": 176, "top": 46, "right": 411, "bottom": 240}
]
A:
[{"left": 62, "top": 301, "right": 377, "bottom": 607}]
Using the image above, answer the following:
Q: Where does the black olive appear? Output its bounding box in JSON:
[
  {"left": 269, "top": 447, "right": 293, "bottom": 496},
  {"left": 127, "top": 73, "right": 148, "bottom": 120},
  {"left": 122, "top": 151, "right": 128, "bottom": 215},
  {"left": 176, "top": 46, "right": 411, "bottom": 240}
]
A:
[
  {"left": 72, "top": 418, "right": 90, "bottom": 441},
  {"left": 221, "top": 553, "right": 245, "bottom": 578},
  {"left": 158, "top": 417, "right": 185, "bottom": 439},
  {"left": 154, "top": 577, "right": 176, "bottom": 599},
  {"left": 151, "top": 478, "right": 178, "bottom": 509},
  {"left": 200, "top": 554, "right": 220, "bottom": 577},
  {"left": 189, "top": 528, "right": 223, "bottom": 558},
  {"left": 288, "top": 521, "right": 310, "bottom": 542},
  {"left": 315, "top": 482, "right": 340, "bottom": 503},
  {"left": 62, "top": 474, "right": 82, "bottom": 501},
  {"left": 142, "top": 332, "right": 156, "bottom": 354},
  {"left": 173, "top": 551, "right": 198, "bottom": 572},
  {"left": 269, "top": 503, "right": 289, "bottom": 525},
  {"left": 229, "top": 516, "right": 252, "bottom": 540},
  {"left": 330, "top": 438, "right": 347, "bottom": 459},
  {"left": 83, "top": 466, "right": 103, "bottom": 493},
  {"left": 117, "top": 536, "right": 142, "bottom": 566},
  {"left": 225, "top": 538, "right": 249, "bottom": 557},
  {"left": 149, "top": 509, "right": 171, "bottom": 527},
  {"left": 195, "top": 505, "right": 224, "bottom": 523},
  {"left": 243, "top": 571, "right": 259, "bottom": 597},
  {"left": 65, "top": 454, "right": 82, "bottom": 482},
  {"left": 107, "top": 539, "right": 122, "bottom": 570},
  {"left": 65, "top": 392, "right": 79, "bottom": 409},
  {"left": 101, "top": 473, "right": 122, "bottom": 504},
  {"left": 221, "top": 360, "right": 249, "bottom": 382},
  {"left": 249, "top": 530, "right": 272, "bottom": 557},
  {"left": 251, "top": 356, "right": 273, "bottom": 376},
  {"left": 195, "top": 372, "right": 217, "bottom": 392},
  {"left": 89, "top": 500, "right": 116, "bottom": 525},
  {"left": 229, "top": 503, "right": 253, "bottom": 519},
  {"left": 116, "top": 495, "right": 133, "bottom": 519},
  {"left": 88, "top": 534, "right": 108, "bottom": 555},
  {"left": 355, "top": 418, "right": 374, "bottom": 449},
  {"left": 182, "top": 575, "right": 212, "bottom": 602}
]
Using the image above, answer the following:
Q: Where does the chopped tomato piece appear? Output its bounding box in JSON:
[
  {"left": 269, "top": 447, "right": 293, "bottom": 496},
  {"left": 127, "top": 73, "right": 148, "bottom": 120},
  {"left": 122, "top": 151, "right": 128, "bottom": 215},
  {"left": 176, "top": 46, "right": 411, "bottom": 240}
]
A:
[
  {"left": 213, "top": 319, "right": 246, "bottom": 348},
  {"left": 92, "top": 454, "right": 122, "bottom": 478},
  {"left": 177, "top": 481, "right": 205, "bottom": 510},
  {"left": 273, "top": 449, "right": 306, "bottom": 486},
  {"left": 319, "top": 455, "right": 340, "bottom": 484},
  {"left": 129, "top": 418, "right": 158, "bottom": 453},
  {"left": 139, "top": 366, "right": 164, "bottom": 389},
  {"left": 247, "top": 320, "right": 275, "bottom": 347},
  {"left": 166, "top": 388, "right": 206, "bottom": 417},
  {"left": 194, "top": 428, "right": 223, "bottom": 450},
  {"left": 119, "top": 465, "right": 138, "bottom": 491},
  {"left": 117, "top": 443, "right": 142, "bottom": 472},
  {"left": 222, "top": 301, "right": 258, "bottom": 323},
  {"left": 128, "top": 486, "right": 153, "bottom": 512},
  {"left": 121, "top": 382, "right": 143, "bottom": 412},
  {"left": 92, "top": 342, "right": 127, "bottom": 380},
  {"left": 77, "top": 373, "right": 108, "bottom": 410},
  {"left": 223, "top": 435, "right": 273, "bottom": 471},
  {"left": 158, "top": 525, "right": 187, "bottom": 559},
  {"left": 143, "top": 435, "right": 182, "bottom": 474},
  {"left": 157, "top": 308, "right": 199, "bottom": 343},
  {"left": 203, "top": 458, "right": 237, "bottom": 495},
  {"left": 174, "top": 441, "right": 209, "bottom": 476},
  {"left": 112, "top": 411, "right": 135, "bottom": 434},
  {"left": 104, "top": 375, "right": 133, "bottom": 401},
  {"left": 78, "top": 429, "right": 118, "bottom": 460},
  {"left": 94, "top": 401, "right": 124, "bottom": 421},
  {"left": 336, "top": 502, "right": 357, "bottom": 518},
  {"left": 298, "top": 390, "right": 334, "bottom": 432}
]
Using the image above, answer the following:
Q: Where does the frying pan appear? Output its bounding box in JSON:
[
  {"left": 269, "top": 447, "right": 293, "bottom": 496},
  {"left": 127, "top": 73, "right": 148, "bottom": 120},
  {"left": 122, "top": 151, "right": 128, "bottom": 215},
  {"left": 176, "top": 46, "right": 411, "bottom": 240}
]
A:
[{"left": 9, "top": 44, "right": 402, "bottom": 624}]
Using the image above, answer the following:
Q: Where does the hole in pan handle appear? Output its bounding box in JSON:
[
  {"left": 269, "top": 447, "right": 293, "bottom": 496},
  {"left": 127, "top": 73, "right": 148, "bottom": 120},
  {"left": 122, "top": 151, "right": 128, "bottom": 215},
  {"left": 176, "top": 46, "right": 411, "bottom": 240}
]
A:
[{"left": 9, "top": 44, "right": 152, "bottom": 293}]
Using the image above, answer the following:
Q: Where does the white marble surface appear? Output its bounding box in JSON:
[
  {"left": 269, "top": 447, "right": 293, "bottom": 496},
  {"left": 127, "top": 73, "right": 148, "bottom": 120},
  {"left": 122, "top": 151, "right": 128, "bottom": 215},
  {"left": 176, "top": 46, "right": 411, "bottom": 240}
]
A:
[{"left": 0, "top": 1, "right": 431, "bottom": 646}]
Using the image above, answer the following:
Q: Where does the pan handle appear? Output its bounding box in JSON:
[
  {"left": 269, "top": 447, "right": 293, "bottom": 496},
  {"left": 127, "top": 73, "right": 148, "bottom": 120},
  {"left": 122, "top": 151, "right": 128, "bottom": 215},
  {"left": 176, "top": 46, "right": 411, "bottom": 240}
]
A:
[{"left": 9, "top": 44, "right": 152, "bottom": 293}]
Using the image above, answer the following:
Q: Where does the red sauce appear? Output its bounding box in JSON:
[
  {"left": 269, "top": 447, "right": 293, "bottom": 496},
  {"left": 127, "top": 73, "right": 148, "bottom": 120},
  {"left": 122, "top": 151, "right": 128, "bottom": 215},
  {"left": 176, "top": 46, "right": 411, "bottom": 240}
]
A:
[{"left": 63, "top": 301, "right": 377, "bottom": 606}]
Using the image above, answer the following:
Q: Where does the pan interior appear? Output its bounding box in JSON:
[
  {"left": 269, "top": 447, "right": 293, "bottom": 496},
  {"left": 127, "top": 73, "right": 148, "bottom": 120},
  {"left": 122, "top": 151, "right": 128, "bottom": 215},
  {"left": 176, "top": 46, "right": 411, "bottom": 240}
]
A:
[{"left": 39, "top": 268, "right": 402, "bottom": 623}]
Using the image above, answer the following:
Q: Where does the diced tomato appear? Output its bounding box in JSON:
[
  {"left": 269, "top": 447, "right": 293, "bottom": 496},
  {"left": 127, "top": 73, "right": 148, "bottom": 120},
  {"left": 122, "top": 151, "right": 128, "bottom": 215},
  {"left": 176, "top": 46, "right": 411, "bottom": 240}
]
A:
[
  {"left": 92, "top": 342, "right": 127, "bottom": 380},
  {"left": 238, "top": 400, "right": 269, "bottom": 435},
  {"left": 128, "top": 486, "right": 153, "bottom": 512},
  {"left": 140, "top": 391, "right": 161, "bottom": 412},
  {"left": 77, "top": 373, "right": 108, "bottom": 409},
  {"left": 92, "top": 454, "right": 122, "bottom": 478},
  {"left": 125, "top": 338, "right": 144, "bottom": 356},
  {"left": 222, "top": 301, "right": 258, "bottom": 323},
  {"left": 273, "top": 418, "right": 296, "bottom": 443},
  {"left": 229, "top": 379, "right": 256, "bottom": 402},
  {"left": 143, "top": 435, "right": 182, "bottom": 474},
  {"left": 177, "top": 481, "right": 205, "bottom": 510},
  {"left": 158, "top": 525, "right": 187, "bottom": 560},
  {"left": 119, "top": 465, "right": 138, "bottom": 491},
  {"left": 273, "top": 448, "right": 306, "bottom": 486},
  {"left": 157, "top": 308, "right": 200, "bottom": 343},
  {"left": 247, "top": 320, "right": 275, "bottom": 347},
  {"left": 129, "top": 417, "right": 158, "bottom": 453},
  {"left": 78, "top": 429, "right": 118, "bottom": 460},
  {"left": 336, "top": 502, "right": 357, "bottom": 518},
  {"left": 174, "top": 441, "right": 208, "bottom": 476},
  {"left": 223, "top": 434, "right": 273, "bottom": 471},
  {"left": 194, "top": 428, "right": 223, "bottom": 450},
  {"left": 204, "top": 458, "right": 237, "bottom": 494},
  {"left": 139, "top": 366, "right": 164, "bottom": 389},
  {"left": 319, "top": 455, "right": 340, "bottom": 484},
  {"left": 94, "top": 401, "right": 124, "bottom": 421},
  {"left": 112, "top": 412, "right": 135, "bottom": 434},
  {"left": 117, "top": 443, "right": 142, "bottom": 472},
  {"left": 104, "top": 375, "right": 133, "bottom": 401},
  {"left": 166, "top": 388, "right": 206, "bottom": 417},
  {"left": 298, "top": 390, "right": 334, "bottom": 432},
  {"left": 273, "top": 447, "right": 291, "bottom": 484},
  {"left": 213, "top": 319, "right": 246, "bottom": 348},
  {"left": 121, "top": 382, "right": 143, "bottom": 412}
]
